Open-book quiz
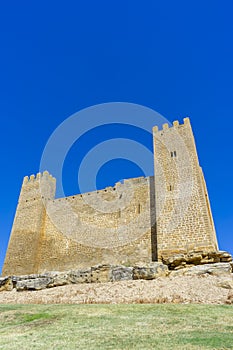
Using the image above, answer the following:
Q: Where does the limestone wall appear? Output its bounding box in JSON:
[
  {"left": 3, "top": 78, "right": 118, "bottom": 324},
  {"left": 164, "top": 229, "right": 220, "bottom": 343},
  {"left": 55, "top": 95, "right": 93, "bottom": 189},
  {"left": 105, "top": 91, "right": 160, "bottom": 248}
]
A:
[
  {"left": 2, "top": 175, "right": 155, "bottom": 275},
  {"left": 37, "top": 177, "right": 154, "bottom": 273}
]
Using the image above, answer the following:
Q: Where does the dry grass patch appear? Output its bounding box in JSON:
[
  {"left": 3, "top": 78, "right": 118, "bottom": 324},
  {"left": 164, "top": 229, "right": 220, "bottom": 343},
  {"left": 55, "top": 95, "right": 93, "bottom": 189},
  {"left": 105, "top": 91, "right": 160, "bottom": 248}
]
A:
[{"left": 0, "top": 304, "right": 232, "bottom": 349}]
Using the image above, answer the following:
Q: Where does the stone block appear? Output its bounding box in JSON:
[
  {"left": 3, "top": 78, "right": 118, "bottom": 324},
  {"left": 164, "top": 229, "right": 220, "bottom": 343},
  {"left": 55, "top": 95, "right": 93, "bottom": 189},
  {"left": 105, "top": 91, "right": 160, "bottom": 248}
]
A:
[
  {"left": 0, "top": 276, "right": 13, "bottom": 292},
  {"left": 184, "top": 263, "right": 232, "bottom": 276},
  {"left": 110, "top": 266, "right": 133, "bottom": 281},
  {"left": 16, "top": 277, "right": 52, "bottom": 291},
  {"left": 133, "top": 262, "right": 168, "bottom": 280}
]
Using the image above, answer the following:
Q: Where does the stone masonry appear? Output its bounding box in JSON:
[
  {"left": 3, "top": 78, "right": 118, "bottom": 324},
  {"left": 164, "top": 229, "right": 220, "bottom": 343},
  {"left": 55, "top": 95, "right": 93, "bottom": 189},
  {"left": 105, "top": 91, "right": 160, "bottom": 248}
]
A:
[{"left": 2, "top": 118, "right": 219, "bottom": 276}]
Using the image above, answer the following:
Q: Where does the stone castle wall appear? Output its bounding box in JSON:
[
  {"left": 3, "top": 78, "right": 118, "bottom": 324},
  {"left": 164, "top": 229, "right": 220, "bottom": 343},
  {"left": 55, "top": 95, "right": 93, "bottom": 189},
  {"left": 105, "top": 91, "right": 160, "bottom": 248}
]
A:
[
  {"left": 2, "top": 118, "right": 218, "bottom": 276},
  {"left": 2, "top": 175, "right": 155, "bottom": 275},
  {"left": 37, "top": 176, "right": 155, "bottom": 273}
]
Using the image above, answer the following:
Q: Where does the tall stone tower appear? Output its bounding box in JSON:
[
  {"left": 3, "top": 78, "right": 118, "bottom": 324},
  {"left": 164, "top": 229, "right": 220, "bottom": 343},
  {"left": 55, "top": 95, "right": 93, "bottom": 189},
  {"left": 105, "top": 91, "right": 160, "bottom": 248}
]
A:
[
  {"left": 153, "top": 118, "right": 218, "bottom": 260},
  {"left": 2, "top": 172, "right": 56, "bottom": 276}
]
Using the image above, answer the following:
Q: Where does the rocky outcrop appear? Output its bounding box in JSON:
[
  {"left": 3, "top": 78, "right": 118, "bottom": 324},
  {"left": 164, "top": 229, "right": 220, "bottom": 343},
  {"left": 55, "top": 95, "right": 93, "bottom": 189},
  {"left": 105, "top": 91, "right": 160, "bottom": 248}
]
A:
[
  {"left": 162, "top": 251, "right": 232, "bottom": 270},
  {"left": 110, "top": 266, "right": 133, "bottom": 281},
  {"left": 7, "top": 265, "right": 134, "bottom": 291},
  {"left": 1, "top": 258, "right": 232, "bottom": 292},
  {"left": 133, "top": 262, "right": 168, "bottom": 280},
  {"left": 170, "top": 262, "right": 232, "bottom": 277},
  {"left": 0, "top": 263, "right": 166, "bottom": 291},
  {"left": 15, "top": 277, "right": 52, "bottom": 291},
  {"left": 226, "top": 290, "right": 233, "bottom": 304},
  {"left": 0, "top": 276, "right": 13, "bottom": 291},
  {"left": 185, "top": 262, "right": 232, "bottom": 276}
]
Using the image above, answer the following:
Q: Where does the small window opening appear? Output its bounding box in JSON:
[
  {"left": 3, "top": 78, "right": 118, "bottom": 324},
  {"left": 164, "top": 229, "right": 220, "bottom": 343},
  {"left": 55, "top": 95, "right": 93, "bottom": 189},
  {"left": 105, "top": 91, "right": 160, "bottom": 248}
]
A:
[
  {"left": 171, "top": 151, "right": 177, "bottom": 158},
  {"left": 168, "top": 185, "right": 173, "bottom": 191}
]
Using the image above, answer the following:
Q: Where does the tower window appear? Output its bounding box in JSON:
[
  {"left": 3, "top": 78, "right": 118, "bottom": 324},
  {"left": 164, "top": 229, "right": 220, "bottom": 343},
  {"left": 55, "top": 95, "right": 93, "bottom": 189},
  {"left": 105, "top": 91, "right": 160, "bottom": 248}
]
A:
[{"left": 171, "top": 151, "right": 177, "bottom": 157}]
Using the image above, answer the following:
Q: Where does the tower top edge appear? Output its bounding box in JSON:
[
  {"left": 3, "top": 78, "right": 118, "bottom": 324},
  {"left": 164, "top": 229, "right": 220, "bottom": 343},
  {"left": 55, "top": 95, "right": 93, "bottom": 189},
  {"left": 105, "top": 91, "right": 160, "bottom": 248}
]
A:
[
  {"left": 152, "top": 117, "right": 191, "bottom": 133},
  {"left": 23, "top": 171, "right": 56, "bottom": 184}
]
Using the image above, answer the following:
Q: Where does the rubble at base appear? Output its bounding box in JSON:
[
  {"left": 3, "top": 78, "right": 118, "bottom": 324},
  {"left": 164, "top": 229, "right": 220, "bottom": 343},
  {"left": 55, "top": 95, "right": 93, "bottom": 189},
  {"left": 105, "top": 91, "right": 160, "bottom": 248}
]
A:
[
  {"left": 161, "top": 250, "right": 232, "bottom": 269},
  {"left": 0, "top": 251, "right": 232, "bottom": 293}
]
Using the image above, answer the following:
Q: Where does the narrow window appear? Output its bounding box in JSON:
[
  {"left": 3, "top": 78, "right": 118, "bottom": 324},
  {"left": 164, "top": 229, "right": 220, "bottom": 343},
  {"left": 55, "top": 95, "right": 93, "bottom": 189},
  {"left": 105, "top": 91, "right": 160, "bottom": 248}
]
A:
[
  {"left": 171, "top": 151, "right": 173, "bottom": 157},
  {"left": 174, "top": 151, "right": 177, "bottom": 157}
]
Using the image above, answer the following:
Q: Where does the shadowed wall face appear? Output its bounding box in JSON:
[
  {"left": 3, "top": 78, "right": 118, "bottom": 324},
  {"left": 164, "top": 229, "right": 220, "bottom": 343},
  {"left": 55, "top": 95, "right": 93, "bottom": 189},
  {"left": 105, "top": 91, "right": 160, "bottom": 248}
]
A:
[{"left": 2, "top": 172, "right": 56, "bottom": 276}]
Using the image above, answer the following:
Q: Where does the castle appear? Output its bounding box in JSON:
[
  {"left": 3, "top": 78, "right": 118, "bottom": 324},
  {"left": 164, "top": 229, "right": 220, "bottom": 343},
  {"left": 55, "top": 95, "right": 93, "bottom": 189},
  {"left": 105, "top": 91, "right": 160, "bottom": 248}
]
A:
[{"left": 2, "top": 118, "right": 218, "bottom": 276}]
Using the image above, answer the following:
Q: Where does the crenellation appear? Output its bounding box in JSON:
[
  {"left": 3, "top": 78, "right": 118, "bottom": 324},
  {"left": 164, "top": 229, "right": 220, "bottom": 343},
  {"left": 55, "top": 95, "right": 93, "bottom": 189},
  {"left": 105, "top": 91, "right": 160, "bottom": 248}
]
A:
[
  {"left": 173, "top": 120, "right": 179, "bottom": 127},
  {"left": 23, "top": 175, "right": 29, "bottom": 184},
  {"left": 2, "top": 118, "right": 219, "bottom": 276},
  {"left": 152, "top": 125, "right": 159, "bottom": 133},
  {"left": 183, "top": 117, "right": 190, "bottom": 124}
]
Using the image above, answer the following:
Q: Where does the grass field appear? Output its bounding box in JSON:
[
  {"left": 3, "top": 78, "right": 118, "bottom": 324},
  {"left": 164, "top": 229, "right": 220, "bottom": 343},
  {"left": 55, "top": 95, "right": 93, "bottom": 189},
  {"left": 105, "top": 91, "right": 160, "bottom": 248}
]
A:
[{"left": 0, "top": 304, "right": 232, "bottom": 349}]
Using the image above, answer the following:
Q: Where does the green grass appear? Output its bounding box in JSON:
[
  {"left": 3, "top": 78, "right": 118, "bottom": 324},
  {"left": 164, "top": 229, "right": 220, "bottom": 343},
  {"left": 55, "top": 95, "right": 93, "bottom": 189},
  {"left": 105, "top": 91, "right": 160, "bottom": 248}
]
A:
[{"left": 0, "top": 304, "right": 232, "bottom": 349}]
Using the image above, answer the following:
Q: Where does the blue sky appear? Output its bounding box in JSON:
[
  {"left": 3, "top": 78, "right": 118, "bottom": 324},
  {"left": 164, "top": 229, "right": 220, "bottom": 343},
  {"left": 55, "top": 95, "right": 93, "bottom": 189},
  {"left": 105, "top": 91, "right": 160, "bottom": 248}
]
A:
[{"left": 0, "top": 1, "right": 233, "bottom": 273}]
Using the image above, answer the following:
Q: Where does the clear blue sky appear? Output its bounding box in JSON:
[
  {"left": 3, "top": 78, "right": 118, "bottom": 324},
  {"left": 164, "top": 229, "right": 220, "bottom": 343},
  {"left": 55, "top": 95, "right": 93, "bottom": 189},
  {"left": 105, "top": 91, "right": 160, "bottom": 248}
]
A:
[{"left": 0, "top": 1, "right": 233, "bottom": 273}]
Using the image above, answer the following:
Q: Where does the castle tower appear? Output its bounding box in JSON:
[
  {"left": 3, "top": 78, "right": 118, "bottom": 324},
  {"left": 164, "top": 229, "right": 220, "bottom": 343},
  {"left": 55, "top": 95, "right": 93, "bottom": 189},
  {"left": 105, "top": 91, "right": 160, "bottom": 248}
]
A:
[
  {"left": 153, "top": 118, "right": 218, "bottom": 261},
  {"left": 2, "top": 171, "right": 56, "bottom": 276}
]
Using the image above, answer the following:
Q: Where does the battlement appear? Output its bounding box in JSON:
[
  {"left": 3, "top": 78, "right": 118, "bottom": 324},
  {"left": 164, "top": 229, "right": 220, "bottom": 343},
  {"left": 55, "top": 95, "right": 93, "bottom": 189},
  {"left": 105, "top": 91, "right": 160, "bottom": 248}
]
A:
[
  {"left": 54, "top": 176, "right": 151, "bottom": 203},
  {"left": 18, "top": 170, "right": 56, "bottom": 203},
  {"left": 152, "top": 117, "right": 190, "bottom": 133},
  {"left": 23, "top": 171, "right": 56, "bottom": 185}
]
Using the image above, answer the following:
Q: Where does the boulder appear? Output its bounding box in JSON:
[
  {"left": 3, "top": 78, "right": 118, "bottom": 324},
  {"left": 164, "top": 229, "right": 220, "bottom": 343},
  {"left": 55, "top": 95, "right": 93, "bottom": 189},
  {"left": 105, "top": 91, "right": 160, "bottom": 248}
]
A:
[
  {"left": 0, "top": 276, "right": 13, "bottom": 292},
  {"left": 110, "top": 266, "right": 133, "bottom": 281},
  {"left": 209, "top": 251, "right": 232, "bottom": 263},
  {"left": 69, "top": 268, "right": 92, "bottom": 284},
  {"left": 162, "top": 250, "right": 232, "bottom": 270},
  {"left": 90, "top": 265, "right": 111, "bottom": 283},
  {"left": 15, "top": 277, "right": 52, "bottom": 291},
  {"left": 184, "top": 263, "right": 232, "bottom": 276},
  {"left": 186, "top": 253, "right": 202, "bottom": 265},
  {"left": 133, "top": 262, "right": 168, "bottom": 280},
  {"left": 44, "top": 271, "right": 70, "bottom": 288},
  {"left": 217, "top": 279, "right": 233, "bottom": 289},
  {"left": 226, "top": 291, "right": 233, "bottom": 304},
  {"left": 69, "top": 265, "right": 112, "bottom": 283},
  {"left": 163, "top": 254, "right": 186, "bottom": 267}
]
